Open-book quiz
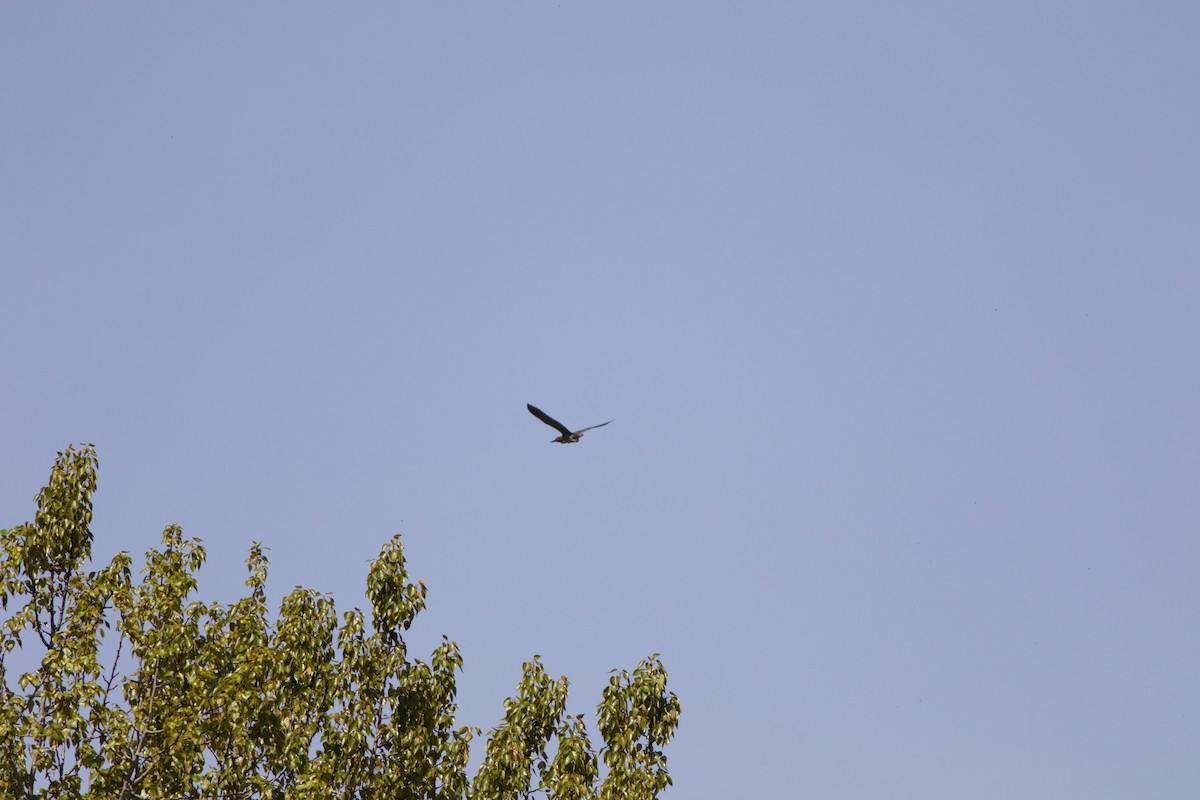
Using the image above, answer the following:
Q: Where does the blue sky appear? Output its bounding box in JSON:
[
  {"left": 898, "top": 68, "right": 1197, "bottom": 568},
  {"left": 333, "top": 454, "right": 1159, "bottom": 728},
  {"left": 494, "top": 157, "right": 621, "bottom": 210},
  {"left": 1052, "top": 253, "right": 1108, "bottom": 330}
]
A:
[{"left": 2, "top": 3, "right": 1198, "bottom": 797}]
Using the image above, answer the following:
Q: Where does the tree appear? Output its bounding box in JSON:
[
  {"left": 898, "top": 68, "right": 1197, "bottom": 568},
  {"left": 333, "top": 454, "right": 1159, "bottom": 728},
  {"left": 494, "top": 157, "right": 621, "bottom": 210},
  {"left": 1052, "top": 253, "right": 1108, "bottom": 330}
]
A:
[{"left": 0, "top": 445, "right": 681, "bottom": 799}]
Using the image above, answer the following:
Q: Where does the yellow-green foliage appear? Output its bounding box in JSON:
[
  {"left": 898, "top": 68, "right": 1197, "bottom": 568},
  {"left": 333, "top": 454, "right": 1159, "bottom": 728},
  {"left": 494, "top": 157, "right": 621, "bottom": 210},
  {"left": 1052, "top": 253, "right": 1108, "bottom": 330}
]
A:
[{"left": 1, "top": 446, "right": 680, "bottom": 799}]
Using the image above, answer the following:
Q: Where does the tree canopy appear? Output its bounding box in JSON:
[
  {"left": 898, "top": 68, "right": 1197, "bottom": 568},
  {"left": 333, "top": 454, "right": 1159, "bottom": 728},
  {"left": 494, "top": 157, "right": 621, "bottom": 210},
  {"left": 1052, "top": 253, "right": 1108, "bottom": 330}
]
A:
[{"left": 1, "top": 445, "right": 680, "bottom": 799}]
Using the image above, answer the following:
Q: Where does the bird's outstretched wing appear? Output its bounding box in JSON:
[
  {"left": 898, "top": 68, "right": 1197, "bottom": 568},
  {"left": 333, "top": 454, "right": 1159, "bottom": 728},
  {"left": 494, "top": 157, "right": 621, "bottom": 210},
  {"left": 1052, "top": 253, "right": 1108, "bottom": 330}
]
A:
[
  {"left": 573, "top": 420, "right": 614, "bottom": 435},
  {"left": 527, "top": 404, "right": 572, "bottom": 437}
]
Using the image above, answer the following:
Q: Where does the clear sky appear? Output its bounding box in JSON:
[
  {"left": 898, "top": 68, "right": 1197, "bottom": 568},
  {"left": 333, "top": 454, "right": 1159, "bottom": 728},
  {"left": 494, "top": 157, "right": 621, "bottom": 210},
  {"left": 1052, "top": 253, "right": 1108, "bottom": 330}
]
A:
[{"left": 2, "top": 3, "right": 1197, "bottom": 797}]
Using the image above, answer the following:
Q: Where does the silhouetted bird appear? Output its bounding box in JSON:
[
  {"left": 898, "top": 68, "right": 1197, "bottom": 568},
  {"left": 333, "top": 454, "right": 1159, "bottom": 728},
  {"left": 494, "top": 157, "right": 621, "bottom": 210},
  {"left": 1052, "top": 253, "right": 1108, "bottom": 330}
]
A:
[{"left": 527, "top": 404, "right": 613, "bottom": 444}]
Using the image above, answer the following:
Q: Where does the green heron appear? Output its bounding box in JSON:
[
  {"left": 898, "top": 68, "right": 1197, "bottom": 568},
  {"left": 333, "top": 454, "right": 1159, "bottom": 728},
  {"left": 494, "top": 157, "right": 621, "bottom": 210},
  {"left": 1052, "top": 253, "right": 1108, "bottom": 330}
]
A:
[{"left": 527, "top": 404, "right": 613, "bottom": 444}]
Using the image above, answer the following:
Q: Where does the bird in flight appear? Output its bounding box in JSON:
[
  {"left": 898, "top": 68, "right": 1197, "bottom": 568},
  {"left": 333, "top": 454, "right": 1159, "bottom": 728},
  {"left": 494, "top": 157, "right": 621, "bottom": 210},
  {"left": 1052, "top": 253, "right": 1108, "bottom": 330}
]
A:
[{"left": 527, "top": 404, "right": 614, "bottom": 444}]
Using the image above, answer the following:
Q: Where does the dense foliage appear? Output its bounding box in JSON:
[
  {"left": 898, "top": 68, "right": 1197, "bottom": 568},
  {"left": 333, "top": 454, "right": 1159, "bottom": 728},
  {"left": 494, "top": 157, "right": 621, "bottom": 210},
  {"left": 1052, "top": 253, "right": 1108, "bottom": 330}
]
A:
[{"left": 0, "top": 446, "right": 680, "bottom": 799}]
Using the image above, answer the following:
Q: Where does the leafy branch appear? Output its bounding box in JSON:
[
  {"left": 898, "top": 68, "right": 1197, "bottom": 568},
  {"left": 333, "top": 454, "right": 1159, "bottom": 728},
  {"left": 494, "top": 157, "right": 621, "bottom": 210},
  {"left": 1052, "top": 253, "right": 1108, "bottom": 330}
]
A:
[{"left": 0, "top": 445, "right": 681, "bottom": 799}]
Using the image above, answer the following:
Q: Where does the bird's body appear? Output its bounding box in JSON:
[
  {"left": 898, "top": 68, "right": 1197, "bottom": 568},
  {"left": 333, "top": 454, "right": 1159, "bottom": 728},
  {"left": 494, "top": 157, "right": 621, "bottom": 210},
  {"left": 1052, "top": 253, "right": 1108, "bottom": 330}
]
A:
[{"left": 527, "top": 404, "right": 613, "bottom": 444}]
